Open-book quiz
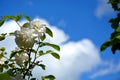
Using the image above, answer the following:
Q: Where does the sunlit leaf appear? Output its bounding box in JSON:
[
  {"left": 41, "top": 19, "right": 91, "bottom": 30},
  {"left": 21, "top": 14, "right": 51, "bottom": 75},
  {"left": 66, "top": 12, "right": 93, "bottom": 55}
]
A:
[
  {"left": 51, "top": 52, "right": 60, "bottom": 60},
  {"left": 39, "top": 42, "right": 60, "bottom": 51},
  {"left": 0, "top": 47, "right": 5, "bottom": 51},
  {"left": 46, "top": 27, "right": 53, "bottom": 37},
  {"left": 2, "top": 16, "right": 15, "bottom": 20},
  {"left": 39, "top": 50, "right": 44, "bottom": 56},
  {"left": 40, "top": 33, "right": 46, "bottom": 41}
]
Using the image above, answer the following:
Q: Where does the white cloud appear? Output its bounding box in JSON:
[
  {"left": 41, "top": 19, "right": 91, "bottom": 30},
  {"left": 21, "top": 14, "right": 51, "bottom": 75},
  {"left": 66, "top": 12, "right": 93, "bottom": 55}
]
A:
[
  {"left": 36, "top": 39, "right": 101, "bottom": 80},
  {"left": 0, "top": 18, "right": 101, "bottom": 80},
  {"left": 90, "top": 61, "right": 120, "bottom": 79},
  {"left": 95, "top": 0, "right": 114, "bottom": 18}
]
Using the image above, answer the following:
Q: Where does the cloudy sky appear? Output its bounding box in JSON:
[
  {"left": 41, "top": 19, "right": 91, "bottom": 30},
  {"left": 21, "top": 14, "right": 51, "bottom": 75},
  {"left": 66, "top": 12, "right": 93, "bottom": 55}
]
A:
[{"left": 0, "top": 0, "right": 120, "bottom": 80}]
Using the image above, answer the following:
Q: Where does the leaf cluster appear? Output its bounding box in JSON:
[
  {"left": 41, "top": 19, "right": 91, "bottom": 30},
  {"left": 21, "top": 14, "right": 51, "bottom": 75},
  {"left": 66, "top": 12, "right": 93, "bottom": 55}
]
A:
[{"left": 101, "top": 0, "right": 120, "bottom": 54}]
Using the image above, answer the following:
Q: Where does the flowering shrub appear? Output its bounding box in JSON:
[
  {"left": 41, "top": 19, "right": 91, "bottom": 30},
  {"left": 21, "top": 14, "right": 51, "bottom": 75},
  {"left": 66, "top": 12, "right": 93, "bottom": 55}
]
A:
[{"left": 0, "top": 14, "right": 60, "bottom": 80}]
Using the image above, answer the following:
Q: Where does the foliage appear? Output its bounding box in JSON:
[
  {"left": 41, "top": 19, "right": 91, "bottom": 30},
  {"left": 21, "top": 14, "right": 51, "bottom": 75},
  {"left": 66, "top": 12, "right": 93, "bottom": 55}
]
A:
[
  {"left": 0, "top": 14, "right": 60, "bottom": 80},
  {"left": 101, "top": 0, "right": 120, "bottom": 54}
]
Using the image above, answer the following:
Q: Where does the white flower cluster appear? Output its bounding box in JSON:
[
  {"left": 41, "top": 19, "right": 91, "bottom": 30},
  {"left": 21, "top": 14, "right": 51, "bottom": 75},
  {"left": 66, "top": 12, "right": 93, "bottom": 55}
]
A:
[
  {"left": 0, "top": 51, "right": 7, "bottom": 64},
  {"left": 15, "top": 52, "right": 28, "bottom": 66},
  {"left": 0, "top": 57, "right": 7, "bottom": 64},
  {"left": 14, "top": 18, "right": 46, "bottom": 48},
  {"left": 14, "top": 19, "right": 46, "bottom": 66}
]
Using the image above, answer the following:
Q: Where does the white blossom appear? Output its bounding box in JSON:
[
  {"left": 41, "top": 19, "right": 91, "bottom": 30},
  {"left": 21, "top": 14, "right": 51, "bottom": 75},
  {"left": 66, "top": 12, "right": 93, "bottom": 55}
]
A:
[
  {"left": 14, "top": 28, "right": 35, "bottom": 48},
  {"left": 28, "top": 18, "right": 46, "bottom": 37},
  {"left": 0, "top": 57, "right": 7, "bottom": 64},
  {"left": 0, "top": 51, "right": 7, "bottom": 64},
  {"left": 15, "top": 52, "right": 28, "bottom": 66}
]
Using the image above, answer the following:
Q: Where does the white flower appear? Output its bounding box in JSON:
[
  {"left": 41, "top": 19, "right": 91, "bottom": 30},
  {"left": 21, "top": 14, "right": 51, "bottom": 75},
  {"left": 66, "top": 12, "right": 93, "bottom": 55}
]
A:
[
  {"left": 15, "top": 52, "right": 28, "bottom": 66},
  {"left": 0, "top": 51, "right": 7, "bottom": 64},
  {"left": 14, "top": 28, "right": 35, "bottom": 48},
  {"left": 0, "top": 57, "right": 7, "bottom": 64},
  {"left": 28, "top": 18, "right": 46, "bottom": 37}
]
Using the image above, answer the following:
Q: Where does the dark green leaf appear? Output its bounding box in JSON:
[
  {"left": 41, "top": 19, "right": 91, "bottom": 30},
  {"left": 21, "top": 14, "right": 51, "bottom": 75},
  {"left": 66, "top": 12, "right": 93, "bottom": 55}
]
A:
[
  {"left": 39, "top": 42, "right": 60, "bottom": 51},
  {"left": 0, "top": 33, "right": 7, "bottom": 41},
  {"left": 31, "top": 49, "right": 37, "bottom": 53},
  {"left": 9, "top": 32, "right": 14, "bottom": 36},
  {"left": 15, "top": 14, "right": 22, "bottom": 21},
  {"left": 31, "top": 78, "right": 37, "bottom": 80},
  {"left": 46, "top": 27, "right": 53, "bottom": 37},
  {"left": 40, "top": 33, "right": 46, "bottom": 41},
  {"left": 22, "top": 22, "right": 29, "bottom": 28},
  {"left": 46, "top": 43, "right": 60, "bottom": 51},
  {"left": 39, "top": 64, "right": 45, "bottom": 70},
  {"left": 111, "top": 45, "right": 117, "bottom": 54},
  {"left": 45, "top": 75, "right": 55, "bottom": 80},
  {"left": 0, "top": 36, "right": 5, "bottom": 41},
  {"left": 0, "top": 20, "right": 4, "bottom": 27},
  {"left": 10, "top": 51, "right": 17, "bottom": 59},
  {"left": 51, "top": 52, "right": 60, "bottom": 60},
  {"left": 24, "top": 16, "right": 31, "bottom": 21},
  {"left": 39, "top": 51, "right": 44, "bottom": 56},
  {"left": 100, "top": 40, "right": 111, "bottom": 51}
]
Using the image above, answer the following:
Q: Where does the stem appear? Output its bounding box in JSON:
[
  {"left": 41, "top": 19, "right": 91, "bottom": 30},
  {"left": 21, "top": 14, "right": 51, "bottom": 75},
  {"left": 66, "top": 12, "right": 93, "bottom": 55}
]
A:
[
  {"left": 23, "top": 37, "right": 41, "bottom": 79},
  {"left": 15, "top": 21, "right": 21, "bottom": 28},
  {"left": 23, "top": 48, "right": 32, "bottom": 79}
]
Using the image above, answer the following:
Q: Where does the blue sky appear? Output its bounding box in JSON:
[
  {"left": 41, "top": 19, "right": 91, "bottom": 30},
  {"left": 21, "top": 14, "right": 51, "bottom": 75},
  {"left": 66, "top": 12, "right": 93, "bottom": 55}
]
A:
[{"left": 0, "top": 0, "right": 120, "bottom": 80}]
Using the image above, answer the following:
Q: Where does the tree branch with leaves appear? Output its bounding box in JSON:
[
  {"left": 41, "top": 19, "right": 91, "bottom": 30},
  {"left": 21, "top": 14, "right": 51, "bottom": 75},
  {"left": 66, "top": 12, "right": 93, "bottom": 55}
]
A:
[{"left": 0, "top": 14, "right": 60, "bottom": 80}]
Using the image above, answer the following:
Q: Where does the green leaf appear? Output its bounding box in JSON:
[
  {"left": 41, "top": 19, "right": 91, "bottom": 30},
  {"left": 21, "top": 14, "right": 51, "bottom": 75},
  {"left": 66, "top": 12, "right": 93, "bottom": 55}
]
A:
[
  {"left": 44, "top": 75, "right": 56, "bottom": 80},
  {"left": 22, "top": 22, "right": 29, "bottom": 28},
  {"left": 31, "top": 49, "right": 37, "bottom": 53},
  {"left": 40, "top": 33, "right": 46, "bottom": 41},
  {"left": 39, "top": 50, "right": 44, "bottom": 56},
  {"left": 15, "top": 14, "right": 22, "bottom": 21},
  {"left": 9, "top": 32, "right": 14, "bottom": 36},
  {"left": 46, "top": 43, "right": 60, "bottom": 51},
  {"left": 0, "top": 20, "right": 4, "bottom": 27},
  {"left": 24, "top": 16, "right": 31, "bottom": 21},
  {"left": 0, "top": 47, "right": 5, "bottom": 51},
  {"left": 46, "top": 50, "right": 53, "bottom": 54},
  {"left": 101, "top": 40, "right": 111, "bottom": 51},
  {"left": 10, "top": 51, "right": 17, "bottom": 59},
  {"left": 31, "top": 78, "right": 37, "bottom": 80},
  {"left": 0, "top": 33, "right": 7, "bottom": 41},
  {"left": 116, "top": 28, "right": 120, "bottom": 32},
  {"left": 2, "top": 16, "right": 15, "bottom": 20},
  {"left": 51, "top": 52, "right": 60, "bottom": 60},
  {"left": 39, "top": 42, "right": 60, "bottom": 51},
  {"left": 46, "top": 27, "right": 53, "bottom": 37},
  {"left": 0, "top": 71, "right": 11, "bottom": 80},
  {"left": 39, "top": 64, "right": 45, "bottom": 70}
]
